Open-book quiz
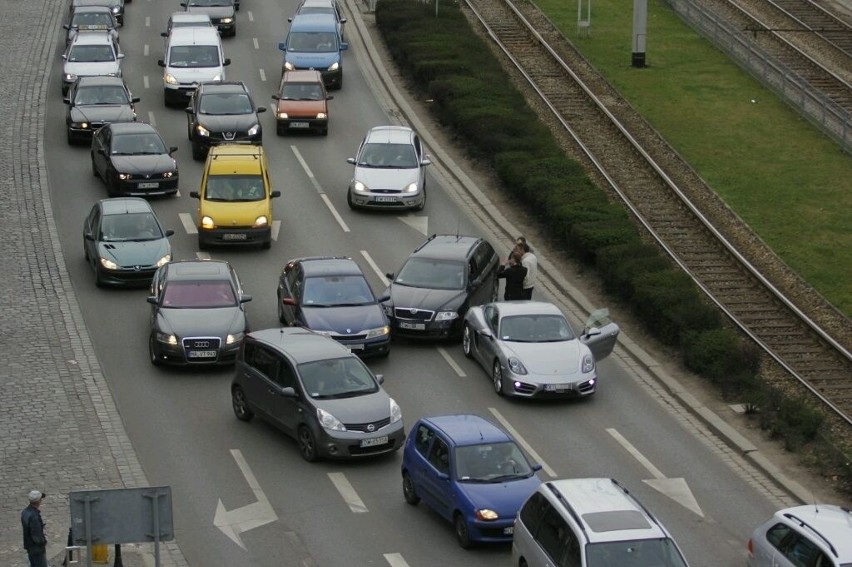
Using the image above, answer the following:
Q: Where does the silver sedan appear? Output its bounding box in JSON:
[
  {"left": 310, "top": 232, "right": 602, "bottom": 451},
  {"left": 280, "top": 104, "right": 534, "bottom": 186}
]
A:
[{"left": 462, "top": 301, "right": 619, "bottom": 398}]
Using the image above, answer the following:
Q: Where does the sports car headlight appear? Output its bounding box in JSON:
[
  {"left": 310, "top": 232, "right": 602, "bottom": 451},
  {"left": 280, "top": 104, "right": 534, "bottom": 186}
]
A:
[
  {"left": 156, "top": 332, "right": 178, "bottom": 345},
  {"left": 389, "top": 397, "right": 402, "bottom": 424},
  {"left": 508, "top": 357, "right": 528, "bottom": 375},
  {"left": 164, "top": 73, "right": 178, "bottom": 85},
  {"left": 226, "top": 332, "right": 245, "bottom": 345},
  {"left": 99, "top": 257, "right": 118, "bottom": 270},
  {"left": 276, "top": 111, "right": 289, "bottom": 119},
  {"left": 155, "top": 254, "right": 171, "bottom": 268},
  {"left": 475, "top": 509, "right": 499, "bottom": 521},
  {"left": 317, "top": 408, "right": 345, "bottom": 431},
  {"left": 581, "top": 353, "right": 595, "bottom": 373},
  {"left": 435, "top": 311, "right": 458, "bottom": 321},
  {"left": 247, "top": 124, "right": 260, "bottom": 136},
  {"left": 220, "top": 17, "right": 234, "bottom": 23},
  {"left": 316, "top": 112, "right": 327, "bottom": 119},
  {"left": 365, "top": 326, "right": 390, "bottom": 339},
  {"left": 327, "top": 61, "right": 339, "bottom": 71},
  {"left": 253, "top": 216, "right": 269, "bottom": 228},
  {"left": 64, "top": 73, "right": 77, "bottom": 82},
  {"left": 283, "top": 61, "right": 295, "bottom": 71},
  {"left": 195, "top": 125, "right": 210, "bottom": 137},
  {"left": 118, "top": 173, "right": 130, "bottom": 180},
  {"left": 353, "top": 181, "right": 368, "bottom": 192},
  {"left": 404, "top": 182, "right": 418, "bottom": 193},
  {"left": 201, "top": 216, "right": 215, "bottom": 229}
]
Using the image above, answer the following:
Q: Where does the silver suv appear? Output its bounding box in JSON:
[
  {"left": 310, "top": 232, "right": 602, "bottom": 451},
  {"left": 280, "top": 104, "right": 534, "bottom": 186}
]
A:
[
  {"left": 512, "top": 478, "right": 690, "bottom": 567},
  {"left": 747, "top": 504, "right": 852, "bottom": 567},
  {"left": 61, "top": 31, "right": 124, "bottom": 97}
]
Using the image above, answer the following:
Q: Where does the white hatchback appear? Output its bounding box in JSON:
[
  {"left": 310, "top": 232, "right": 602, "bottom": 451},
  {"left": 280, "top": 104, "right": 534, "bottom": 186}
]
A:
[{"left": 747, "top": 504, "right": 852, "bottom": 567}]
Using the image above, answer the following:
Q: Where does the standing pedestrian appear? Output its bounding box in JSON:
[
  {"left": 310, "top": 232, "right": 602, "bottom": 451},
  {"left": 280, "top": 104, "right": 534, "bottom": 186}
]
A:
[
  {"left": 21, "top": 490, "right": 48, "bottom": 567},
  {"left": 516, "top": 240, "right": 538, "bottom": 300},
  {"left": 497, "top": 250, "right": 528, "bottom": 300}
]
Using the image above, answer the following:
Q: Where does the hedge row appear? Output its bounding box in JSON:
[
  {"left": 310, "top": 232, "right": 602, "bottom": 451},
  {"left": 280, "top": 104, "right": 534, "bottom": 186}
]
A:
[{"left": 375, "top": 0, "right": 843, "bottom": 479}]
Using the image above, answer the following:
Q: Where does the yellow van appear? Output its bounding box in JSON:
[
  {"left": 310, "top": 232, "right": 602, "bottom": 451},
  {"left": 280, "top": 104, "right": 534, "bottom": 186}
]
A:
[{"left": 190, "top": 144, "right": 280, "bottom": 249}]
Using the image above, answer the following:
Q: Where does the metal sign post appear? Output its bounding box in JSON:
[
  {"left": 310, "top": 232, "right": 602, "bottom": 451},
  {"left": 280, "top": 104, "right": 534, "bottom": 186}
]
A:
[
  {"left": 577, "top": 0, "right": 591, "bottom": 37},
  {"left": 632, "top": 0, "right": 648, "bottom": 67}
]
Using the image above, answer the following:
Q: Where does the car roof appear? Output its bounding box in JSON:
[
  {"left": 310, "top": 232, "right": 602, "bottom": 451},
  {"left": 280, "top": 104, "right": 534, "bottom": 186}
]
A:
[
  {"left": 75, "top": 75, "right": 126, "bottom": 87},
  {"left": 168, "top": 26, "right": 221, "bottom": 44},
  {"left": 777, "top": 505, "right": 852, "bottom": 560},
  {"left": 198, "top": 81, "right": 249, "bottom": 95},
  {"left": 165, "top": 260, "right": 232, "bottom": 281},
  {"left": 73, "top": 0, "right": 120, "bottom": 6},
  {"left": 411, "top": 234, "right": 481, "bottom": 260},
  {"left": 100, "top": 197, "right": 153, "bottom": 215},
  {"left": 248, "top": 328, "right": 353, "bottom": 363},
  {"left": 297, "top": 257, "right": 363, "bottom": 277},
  {"left": 543, "top": 478, "right": 669, "bottom": 543},
  {"left": 107, "top": 122, "right": 158, "bottom": 135},
  {"left": 289, "top": 13, "right": 339, "bottom": 31},
  {"left": 281, "top": 70, "right": 324, "bottom": 83},
  {"left": 300, "top": 0, "right": 337, "bottom": 8},
  {"left": 71, "top": 5, "right": 113, "bottom": 14},
  {"left": 170, "top": 12, "right": 212, "bottom": 22},
  {"left": 69, "top": 31, "right": 115, "bottom": 45},
  {"left": 497, "top": 301, "right": 564, "bottom": 317},
  {"left": 365, "top": 125, "right": 415, "bottom": 145},
  {"left": 421, "top": 415, "right": 511, "bottom": 446}
]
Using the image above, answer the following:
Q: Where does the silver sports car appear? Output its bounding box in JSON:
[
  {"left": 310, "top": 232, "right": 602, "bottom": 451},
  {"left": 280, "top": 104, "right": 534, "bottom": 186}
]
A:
[{"left": 462, "top": 301, "right": 619, "bottom": 398}]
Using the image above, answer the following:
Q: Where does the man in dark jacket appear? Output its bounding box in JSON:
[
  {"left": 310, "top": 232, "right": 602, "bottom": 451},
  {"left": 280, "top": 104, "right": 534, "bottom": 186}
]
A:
[
  {"left": 21, "top": 490, "right": 48, "bottom": 567},
  {"left": 497, "top": 251, "right": 527, "bottom": 300}
]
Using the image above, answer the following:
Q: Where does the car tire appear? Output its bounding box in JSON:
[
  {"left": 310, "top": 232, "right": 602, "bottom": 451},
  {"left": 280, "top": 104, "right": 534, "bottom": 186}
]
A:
[
  {"left": 297, "top": 425, "right": 318, "bottom": 462},
  {"left": 148, "top": 335, "right": 162, "bottom": 366},
  {"left": 91, "top": 156, "right": 99, "bottom": 178},
  {"left": 187, "top": 123, "right": 193, "bottom": 142},
  {"left": 262, "top": 239, "right": 271, "bottom": 250},
  {"left": 402, "top": 472, "right": 420, "bottom": 506},
  {"left": 462, "top": 324, "right": 473, "bottom": 359},
  {"left": 346, "top": 190, "right": 355, "bottom": 210},
  {"left": 67, "top": 130, "right": 75, "bottom": 145},
  {"left": 492, "top": 359, "right": 505, "bottom": 396},
  {"left": 106, "top": 178, "right": 119, "bottom": 198},
  {"left": 191, "top": 140, "right": 204, "bottom": 161},
  {"left": 94, "top": 267, "right": 106, "bottom": 288},
  {"left": 415, "top": 188, "right": 426, "bottom": 211},
  {"left": 454, "top": 513, "right": 472, "bottom": 549},
  {"left": 321, "top": 127, "right": 328, "bottom": 136},
  {"left": 198, "top": 236, "right": 208, "bottom": 251},
  {"left": 276, "top": 124, "right": 285, "bottom": 136},
  {"left": 232, "top": 386, "right": 254, "bottom": 422}
]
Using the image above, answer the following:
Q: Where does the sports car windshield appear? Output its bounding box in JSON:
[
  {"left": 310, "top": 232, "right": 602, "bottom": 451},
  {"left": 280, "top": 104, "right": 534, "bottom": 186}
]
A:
[
  {"left": 454, "top": 442, "right": 533, "bottom": 482},
  {"left": 302, "top": 275, "right": 375, "bottom": 307},
  {"left": 100, "top": 212, "right": 163, "bottom": 242},
  {"left": 357, "top": 143, "right": 417, "bottom": 168},
  {"left": 499, "top": 314, "right": 574, "bottom": 342},
  {"left": 585, "top": 538, "right": 689, "bottom": 567},
  {"left": 395, "top": 258, "right": 465, "bottom": 290},
  {"left": 160, "top": 281, "right": 237, "bottom": 308},
  {"left": 204, "top": 175, "right": 265, "bottom": 202},
  {"left": 298, "top": 357, "right": 379, "bottom": 399},
  {"left": 68, "top": 44, "right": 115, "bottom": 62},
  {"left": 111, "top": 133, "right": 167, "bottom": 155},
  {"left": 168, "top": 45, "right": 220, "bottom": 68}
]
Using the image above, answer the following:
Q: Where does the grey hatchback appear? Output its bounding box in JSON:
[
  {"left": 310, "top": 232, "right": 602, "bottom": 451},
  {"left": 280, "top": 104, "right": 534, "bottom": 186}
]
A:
[{"left": 231, "top": 328, "right": 404, "bottom": 461}]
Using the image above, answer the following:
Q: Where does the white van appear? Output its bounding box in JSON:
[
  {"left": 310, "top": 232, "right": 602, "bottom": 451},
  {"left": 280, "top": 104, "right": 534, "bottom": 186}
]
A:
[{"left": 157, "top": 26, "right": 230, "bottom": 107}]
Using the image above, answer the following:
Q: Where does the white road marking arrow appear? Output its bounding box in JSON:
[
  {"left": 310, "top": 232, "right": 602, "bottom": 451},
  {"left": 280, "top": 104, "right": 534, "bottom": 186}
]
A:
[
  {"left": 607, "top": 428, "right": 704, "bottom": 517},
  {"left": 214, "top": 449, "right": 278, "bottom": 549},
  {"left": 397, "top": 215, "right": 428, "bottom": 235}
]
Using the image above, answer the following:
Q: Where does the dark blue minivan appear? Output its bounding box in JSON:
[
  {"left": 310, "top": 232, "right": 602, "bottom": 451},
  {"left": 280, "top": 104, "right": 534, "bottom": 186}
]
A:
[{"left": 278, "top": 13, "right": 348, "bottom": 89}]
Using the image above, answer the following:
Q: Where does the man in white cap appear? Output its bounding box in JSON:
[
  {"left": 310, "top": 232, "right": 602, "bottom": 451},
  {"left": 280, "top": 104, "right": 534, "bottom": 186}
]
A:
[{"left": 21, "top": 489, "right": 48, "bottom": 567}]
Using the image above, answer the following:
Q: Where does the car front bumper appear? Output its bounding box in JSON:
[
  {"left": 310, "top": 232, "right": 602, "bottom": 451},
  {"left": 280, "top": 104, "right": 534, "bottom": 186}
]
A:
[
  {"left": 348, "top": 190, "right": 424, "bottom": 210},
  {"left": 110, "top": 175, "right": 179, "bottom": 197},
  {"left": 316, "top": 420, "right": 405, "bottom": 459},
  {"left": 199, "top": 226, "right": 271, "bottom": 247},
  {"left": 96, "top": 265, "right": 158, "bottom": 287},
  {"left": 193, "top": 131, "right": 261, "bottom": 152},
  {"left": 388, "top": 316, "right": 462, "bottom": 339},
  {"left": 153, "top": 336, "right": 242, "bottom": 366}
]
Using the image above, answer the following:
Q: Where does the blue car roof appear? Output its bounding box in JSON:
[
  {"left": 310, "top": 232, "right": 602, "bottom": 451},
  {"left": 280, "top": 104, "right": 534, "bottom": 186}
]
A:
[
  {"left": 422, "top": 415, "right": 511, "bottom": 446},
  {"left": 288, "top": 12, "right": 338, "bottom": 32}
]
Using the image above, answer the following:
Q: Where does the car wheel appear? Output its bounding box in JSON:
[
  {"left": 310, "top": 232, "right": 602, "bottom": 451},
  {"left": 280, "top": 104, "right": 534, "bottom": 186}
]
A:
[
  {"left": 415, "top": 188, "right": 426, "bottom": 211},
  {"left": 191, "top": 140, "right": 204, "bottom": 161},
  {"left": 187, "top": 122, "right": 193, "bottom": 142},
  {"left": 91, "top": 156, "right": 99, "bottom": 178},
  {"left": 148, "top": 335, "right": 162, "bottom": 366},
  {"left": 67, "top": 129, "right": 75, "bottom": 145},
  {"left": 106, "top": 178, "right": 119, "bottom": 198},
  {"left": 321, "top": 127, "right": 328, "bottom": 136},
  {"left": 346, "top": 190, "right": 355, "bottom": 210},
  {"left": 462, "top": 324, "right": 473, "bottom": 359},
  {"left": 232, "top": 386, "right": 254, "bottom": 422},
  {"left": 492, "top": 359, "right": 505, "bottom": 396},
  {"left": 198, "top": 236, "right": 208, "bottom": 251},
  {"left": 94, "top": 266, "right": 106, "bottom": 288},
  {"left": 297, "top": 425, "right": 318, "bottom": 462},
  {"left": 262, "top": 239, "right": 271, "bottom": 250},
  {"left": 402, "top": 472, "right": 420, "bottom": 506},
  {"left": 454, "top": 513, "right": 472, "bottom": 549}
]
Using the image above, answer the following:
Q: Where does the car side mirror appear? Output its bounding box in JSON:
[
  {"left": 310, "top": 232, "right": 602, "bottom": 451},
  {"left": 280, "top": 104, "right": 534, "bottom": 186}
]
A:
[
  {"left": 180, "top": 2, "right": 187, "bottom": 6},
  {"left": 346, "top": 157, "right": 356, "bottom": 165},
  {"left": 240, "top": 294, "right": 253, "bottom": 303},
  {"left": 583, "top": 326, "right": 602, "bottom": 338},
  {"left": 117, "top": 53, "right": 125, "bottom": 60},
  {"left": 326, "top": 95, "right": 333, "bottom": 101},
  {"left": 421, "top": 158, "right": 432, "bottom": 166},
  {"left": 385, "top": 273, "right": 394, "bottom": 280},
  {"left": 287, "top": 17, "right": 293, "bottom": 22},
  {"left": 146, "top": 296, "right": 157, "bottom": 305},
  {"left": 168, "top": 146, "right": 178, "bottom": 154},
  {"left": 131, "top": 97, "right": 140, "bottom": 103},
  {"left": 63, "top": 24, "right": 71, "bottom": 30},
  {"left": 256, "top": 106, "right": 266, "bottom": 113},
  {"left": 279, "top": 386, "right": 297, "bottom": 398},
  {"left": 190, "top": 191, "right": 200, "bottom": 199},
  {"left": 161, "top": 32, "right": 168, "bottom": 37},
  {"left": 377, "top": 294, "right": 390, "bottom": 303},
  {"left": 223, "top": 58, "right": 231, "bottom": 66},
  {"left": 271, "top": 94, "right": 280, "bottom": 101},
  {"left": 278, "top": 42, "right": 287, "bottom": 51},
  {"left": 158, "top": 60, "right": 166, "bottom": 67},
  {"left": 63, "top": 98, "right": 71, "bottom": 105},
  {"left": 436, "top": 472, "right": 449, "bottom": 481},
  {"left": 340, "top": 42, "right": 349, "bottom": 51},
  {"left": 165, "top": 229, "right": 175, "bottom": 237},
  {"left": 61, "top": 54, "right": 67, "bottom": 60},
  {"left": 270, "top": 190, "right": 281, "bottom": 198},
  {"left": 375, "top": 374, "right": 384, "bottom": 384},
  {"left": 84, "top": 231, "right": 94, "bottom": 241},
  {"left": 184, "top": 107, "right": 193, "bottom": 114},
  {"left": 340, "top": 18, "right": 347, "bottom": 24}
]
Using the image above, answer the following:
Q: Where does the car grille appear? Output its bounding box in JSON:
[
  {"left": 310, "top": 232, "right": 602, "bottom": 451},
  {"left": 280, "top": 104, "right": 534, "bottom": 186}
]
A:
[
  {"left": 182, "top": 337, "right": 221, "bottom": 361},
  {"left": 394, "top": 308, "right": 433, "bottom": 322},
  {"left": 122, "top": 172, "right": 170, "bottom": 181},
  {"left": 331, "top": 333, "right": 368, "bottom": 342},
  {"left": 513, "top": 381, "right": 538, "bottom": 395},
  {"left": 348, "top": 439, "right": 396, "bottom": 456},
  {"left": 371, "top": 189, "right": 401, "bottom": 194},
  {"left": 344, "top": 417, "right": 391, "bottom": 433},
  {"left": 576, "top": 379, "right": 596, "bottom": 394},
  {"left": 214, "top": 131, "right": 250, "bottom": 141}
]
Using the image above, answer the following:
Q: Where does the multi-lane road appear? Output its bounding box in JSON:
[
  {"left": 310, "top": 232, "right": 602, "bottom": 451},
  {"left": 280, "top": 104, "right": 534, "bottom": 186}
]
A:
[{"left": 43, "top": 0, "right": 803, "bottom": 565}]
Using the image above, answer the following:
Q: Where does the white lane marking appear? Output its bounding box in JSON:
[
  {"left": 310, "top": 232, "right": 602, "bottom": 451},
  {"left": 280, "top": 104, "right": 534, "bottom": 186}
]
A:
[
  {"left": 179, "top": 213, "right": 197, "bottom": 234},
  {"left": 607, "top": 428, "right": 664, "bottom": 479},
  {"left": 268, "top": 102, "right": 277, "bottom": 113},
  {"left": 360, "top": 250, "right": 388, "bottom": 286},
  {"left": 437, "top": 347, "right": 466, "bottom": 377},
  {"left": 328, "top": 472, "right": 367, "bottom": 513},
  {"left": 271, "top": 220, "right": 281, "bottom": 241},
  {"left": 252, "top": 37, "right": 259, "bottom": 50},
  {"left": 291, "top": 146, "right": 350, "bottom": 232},
  {"left": 259, "top": 68, "right": 266, "bottom": 82},
  {"left": 174, "top": 190, "right": 181, "bottom": 198},
  {"left": 247, "top": 11, "right": 254, "bottom": 21},
  {"left": 320, "top": 194, "right": 350, "bottom": 233},
  {"left": 148, "top": 111, "right": 156, "bottom": 127},
  {"left": 145, "top": 16, "right": 150, "bottom": 27},
  {"left": 214, "top": 449, "right": 279, "bottom": 549},
  {"left": 196, "top": 251, "right": 211, "bottom": 260},
  {"left": 488, "top": 408, "right": 556, "bottom": 478},
  {"left": 384, "top": 554, "right": 410, "bottom": 567},
  {"left": 144, "top": 44, "right": 149, "bottom": 57},
  {"left": 143, "top": 75, "right": 149, "bottom": 89},
  {"left": 398, "top": 215, "right": 428, "bottom": 235}
]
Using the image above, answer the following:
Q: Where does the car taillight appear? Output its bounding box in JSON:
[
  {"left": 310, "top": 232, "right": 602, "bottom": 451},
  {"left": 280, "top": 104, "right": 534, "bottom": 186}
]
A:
[{"left": 746, "top": 538, "right": 754, "bottom": 557}]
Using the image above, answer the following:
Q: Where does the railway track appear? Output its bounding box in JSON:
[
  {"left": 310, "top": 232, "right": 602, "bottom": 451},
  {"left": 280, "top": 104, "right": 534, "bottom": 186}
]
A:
[
  {"left": 459, "top": 0, "right": 852, "bottom": 423},
  {"left": 767, "top": 0, "right": 852, "bottom": 55}
]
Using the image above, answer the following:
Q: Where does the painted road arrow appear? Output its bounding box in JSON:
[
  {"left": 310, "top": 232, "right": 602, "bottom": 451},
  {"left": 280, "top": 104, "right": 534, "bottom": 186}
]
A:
[
  {"left": 214, "top": 449, "right": 278, "bottom": 549},
  {"left": 607, "top": 428, "right": 704, "bottom": 517}
]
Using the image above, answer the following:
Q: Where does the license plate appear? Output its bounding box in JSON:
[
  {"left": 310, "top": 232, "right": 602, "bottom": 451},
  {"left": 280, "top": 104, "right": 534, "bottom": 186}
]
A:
[
  {"left": 290, "top": 122, "right": 309, "bottom": 129},
  {"left": 399, "top": 322, "right": 425, "bottom": 330},
  {"left": 138, "top": 182, "right": 159, "bottom": 189},
  {"left": 347, "top": 344, "right": 364, "bottom": 351},
  {"left": 188, "top": 350, "right": 217, "bottom": 358},
  {"left": 503, "top": 527, "right": 514, "bottom": 535},
  {"left": 222, "top": 233, "right": 247, "bottom": 241},
  {"left": 360, "top": 435, "right": 388, "bottom": 448},
  {"left": 545, "top": 384, "right": 571, "bottom": 392},
  {"left": 375, "top": 196, "right": 396, "bottom": 203}
]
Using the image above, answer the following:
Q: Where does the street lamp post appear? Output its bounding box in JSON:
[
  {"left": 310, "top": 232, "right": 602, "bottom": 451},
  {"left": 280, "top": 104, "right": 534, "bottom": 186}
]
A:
[{"left": 632, "top": 0, "right": 647, "bottom": 67}]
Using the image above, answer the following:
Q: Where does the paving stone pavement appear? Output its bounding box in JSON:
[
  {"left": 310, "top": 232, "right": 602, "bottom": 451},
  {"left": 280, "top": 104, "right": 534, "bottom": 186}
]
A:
[{"left": 0, "top": 2, "right": 188, "bottom": 566}]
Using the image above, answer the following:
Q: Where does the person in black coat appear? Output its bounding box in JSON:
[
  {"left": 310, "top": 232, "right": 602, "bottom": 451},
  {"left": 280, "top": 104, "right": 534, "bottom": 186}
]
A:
[{"left": 498, "top": 251, "right": 528, "bottom": 301}]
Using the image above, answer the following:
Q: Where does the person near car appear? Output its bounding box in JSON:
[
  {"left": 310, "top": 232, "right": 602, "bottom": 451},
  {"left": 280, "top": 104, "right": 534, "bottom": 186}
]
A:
[
  {"left": 21, "top": 490, "right": 48, "bottom": 567},
  {"left": 498, "top": 250, "right": 527, "bottom": 300},
  {"left": 515, "top": 239, "right": 538, "bottom": 300}
]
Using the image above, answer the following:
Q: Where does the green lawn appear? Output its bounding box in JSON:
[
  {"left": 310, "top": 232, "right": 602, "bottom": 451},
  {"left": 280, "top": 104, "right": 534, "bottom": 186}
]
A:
[{"left": 532, "top": 0, "right": 852, "bottom": 317}]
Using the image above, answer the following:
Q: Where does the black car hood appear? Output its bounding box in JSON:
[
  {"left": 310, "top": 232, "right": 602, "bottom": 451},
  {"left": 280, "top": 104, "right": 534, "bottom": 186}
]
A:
[
  {"left": 157, "top": 306, "right": 245, "bottom": 339},
  {"left": 69, "top": 105, "right": 135, "bottom": 124},
  {"left": 301, "top": 304, "right": 386, "bottom": 334},
  {"left": 387, "top": 284, "right": 466, "bottom": 312},
  {"left": 110, "top": 154, "right": 174, "bottom": 175},
  {"left": 98, "top": 239, "right": 169, "bottom": 267},
  {"left": 198, "top": 113, "right": 258, "bottom": 133}
]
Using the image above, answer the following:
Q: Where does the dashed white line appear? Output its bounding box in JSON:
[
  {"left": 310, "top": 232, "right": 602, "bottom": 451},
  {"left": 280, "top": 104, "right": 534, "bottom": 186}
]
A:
[
  {"left": 196, "top": 251, "right": 211, "bottom": 260},
  {"left": 252, "top": 37, "right": 259, "bottom": 50},
  {"left": 147, "top": 111, "right": 156, "bottom": 127},
  {"left": 179, "top": 213, "right": 197, "bottom": 234},
  {"left": 360, "top": 250, "right": 388, "bottom": 286},
  {"left": 144, "top": 44, "right": 149, "bottom": 57},
  {"left": 607, "top": 428, "right": 664, "bottom": 479},
  {"left": 291, "top": 146, "right": 350, "bottom": 232},
  {"left": 437, "top": 347, "right": 466, "bottom": 377},
  {"left": 271, "top": 220, "right": 281, "bottom": 241},
  {"left": 145, "top": 16, "right": 150, "bottom": 27},
  {"left": 327, "top": 472, "right": 367, "bottom": 513},
  {"left": 143, "top": 75, "right": 149, "bottom": 89},
  {"left": 384, "top": 553, "right": 410, "bottom": 567},
  {"left": 247, "top": 11, "right": 254, "bottom": 21},
  {"left": 259, "top": 68, "right": 266, "bottom": 82},
  {"left": 320, "top": 194, "right": 350, "bottom": 233},
  {"left": 488, "top": 408, "right": 556, "bottom": 478}
]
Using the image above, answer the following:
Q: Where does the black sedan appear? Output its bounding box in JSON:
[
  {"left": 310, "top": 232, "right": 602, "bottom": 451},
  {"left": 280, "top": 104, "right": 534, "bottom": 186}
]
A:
[
  {"left": 66, "top": 76, "right": 138, "bottom": 145},
  {"left": 91, "top": 122, "right": 179, "bottom": 197},
  {"left": 185, "top": 81, "right": 265, "bottom": 160},
  {"left": 277, "top": 257, "right": 391, "bottom": 357},
  {"left": 83, "top": 198, "right": 173, "bottom": 287},
  {"left": 148, "top": 260, "right": 251, "bottom": 366}
]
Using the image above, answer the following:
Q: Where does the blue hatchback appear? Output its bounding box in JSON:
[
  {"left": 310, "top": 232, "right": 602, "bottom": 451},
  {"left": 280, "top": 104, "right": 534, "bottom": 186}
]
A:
[{"left": 401, "top": 414, "right": 542, "bottom": 548}]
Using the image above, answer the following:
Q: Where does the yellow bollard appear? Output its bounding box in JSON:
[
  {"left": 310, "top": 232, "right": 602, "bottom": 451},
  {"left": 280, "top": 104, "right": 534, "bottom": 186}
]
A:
[{"left": 91, "top": 543, "right": 109, "bottom": 564}]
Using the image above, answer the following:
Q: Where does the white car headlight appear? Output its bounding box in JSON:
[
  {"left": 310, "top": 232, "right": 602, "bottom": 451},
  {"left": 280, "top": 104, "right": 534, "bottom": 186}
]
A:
[
  {"left": 201, "top": 216, "right": 215, "bottom": 229},
  {"left": 117, "top": 173, "right": 130, "bottom": 180},
  {"left": 211, "top": 73, "right": 224, "bottom": 81},
  {"left": 155, "top": 332, "right": 178, "bottom": 345},
  {"left": 254, "top": 216, "right": 269, "bottom": 228},
  {"left": 317, "top": 408, "right": 345, "bottom": 431},
  {"left": 581, "top": 353, "right": 595, "bottom": 373},
  {"left": 64, "top": 73, "right": 77, "bottom": 82},
  {"left": 155, "top": 255, "right": 171, "bottom": 268},
  {"left": 435, "top": 311, "right": 458, "bottom": 321},
  {"left": 365, "top": 326, "right": 390, "bottom": 339},
  {"left": 220, "top": 17, "right": 234, "bottom": 23},
  {"left": 226, "top": 332, "right": 245, "bottom": 345},
  {"left": 316, "top": 112, "right": 327, "bottom": 119},
  {"left": 162, "top": 170, "right": 175, "bottom": 178},
  {"left": 195, "top": 125, "right": 210, "bottom": 137},
  {"left": 247, "top": 124, "right": 260, "bottom": 136},
  {"left": 389, "top": 398, "right": 402, "bottom": 424},
  {"left": 284, "top": 61, "right": 295, "bottom": 71},
  {"left": 475, "top": 509, "right": 499, "bottom": 521},
  {"left": 327, "top": 61, "right": 339, "bottom": 71},
  {"left": 164, "top": 73, "right": 178, "bottom": 85},
  {"left": 111, "top": 6, "right": 120, "bottom": 13},
  {"left": 277, "top": 111, "right": 289, "bottom": 119},
  {"left": 508, "top": 357, "right": 528, "bottom": 375},
  {"left": 353, "top": 181, "right": 367, "bottom": 192},
  {"left": 99, "top": 257, "right": 118, "bottom": 270},
  {"left": 404, "top": 182, "right": 418, "bottom": 193}
]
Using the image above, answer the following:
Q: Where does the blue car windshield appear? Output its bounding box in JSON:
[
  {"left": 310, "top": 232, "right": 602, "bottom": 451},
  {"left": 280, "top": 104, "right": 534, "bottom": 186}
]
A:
[
  {"left": 454, "top": 442, "right": 533, "bottom": 482},
  {"left": 288, "top": 31, "right": 337, "bottom": 52}
]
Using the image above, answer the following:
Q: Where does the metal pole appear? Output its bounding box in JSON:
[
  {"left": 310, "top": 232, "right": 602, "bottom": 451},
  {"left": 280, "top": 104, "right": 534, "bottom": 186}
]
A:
[
  {"left": 84, "top": 496, "right": 93, "bottom": 567},
  {"left": 632, "top": 0, "right": 647, "bottom": 67}
]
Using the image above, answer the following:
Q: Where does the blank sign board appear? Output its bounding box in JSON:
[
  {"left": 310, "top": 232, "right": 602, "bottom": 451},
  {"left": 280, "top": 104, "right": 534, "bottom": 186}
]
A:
[{"left": 70, "top": 486, "right": 174, "bottom": 545}]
